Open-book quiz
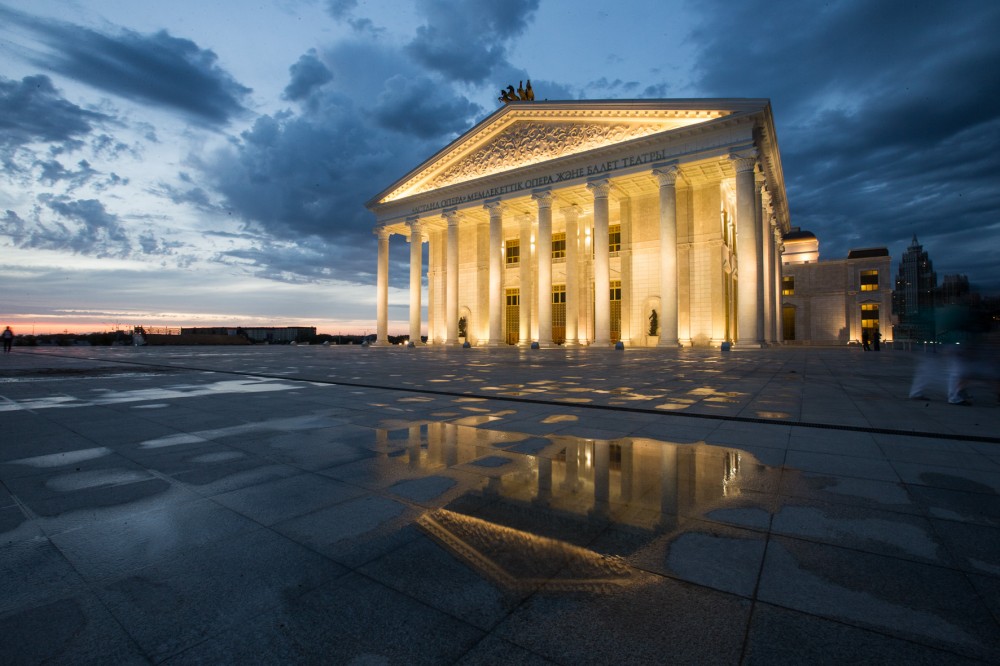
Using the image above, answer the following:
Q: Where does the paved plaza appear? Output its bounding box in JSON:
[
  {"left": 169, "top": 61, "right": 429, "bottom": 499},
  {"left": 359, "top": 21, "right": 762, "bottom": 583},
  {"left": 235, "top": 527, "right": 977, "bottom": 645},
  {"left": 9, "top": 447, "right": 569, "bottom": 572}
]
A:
[{"left": 1, "top": 344, "right": 998, "bottom": 664}]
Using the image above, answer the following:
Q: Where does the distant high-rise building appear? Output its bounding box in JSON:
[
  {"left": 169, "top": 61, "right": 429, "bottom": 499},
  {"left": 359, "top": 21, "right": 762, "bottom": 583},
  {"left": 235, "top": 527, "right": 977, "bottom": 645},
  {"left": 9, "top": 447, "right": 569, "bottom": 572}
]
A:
[
  {"left": 937, "top": 274, "right": 971, "bottom": 306},
  {"left": 892, "top": 236, "right": 937, "bottom": 341}
]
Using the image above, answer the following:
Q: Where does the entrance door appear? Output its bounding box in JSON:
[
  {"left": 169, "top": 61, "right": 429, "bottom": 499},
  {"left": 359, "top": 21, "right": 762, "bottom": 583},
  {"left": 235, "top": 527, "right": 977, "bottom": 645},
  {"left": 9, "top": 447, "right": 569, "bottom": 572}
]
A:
[
  {"left": 552, "top": 285, "right": 566, "bottom": 344},
  {"left": 861, "top": 303, "right": 879, "bottom": 345},
  {"left": 782, "top": 305, "right": 795, "bottom": 340},
  {"left": 505, "top": 289, "right": 519, "bottom": 345}
]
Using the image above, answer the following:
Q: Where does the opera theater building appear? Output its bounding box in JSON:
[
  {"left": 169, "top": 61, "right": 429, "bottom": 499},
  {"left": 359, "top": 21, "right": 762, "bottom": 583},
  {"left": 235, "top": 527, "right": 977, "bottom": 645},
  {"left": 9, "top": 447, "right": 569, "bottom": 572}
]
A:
[{"left": 367, "top": 99, "right": 791, "bottom": 348}]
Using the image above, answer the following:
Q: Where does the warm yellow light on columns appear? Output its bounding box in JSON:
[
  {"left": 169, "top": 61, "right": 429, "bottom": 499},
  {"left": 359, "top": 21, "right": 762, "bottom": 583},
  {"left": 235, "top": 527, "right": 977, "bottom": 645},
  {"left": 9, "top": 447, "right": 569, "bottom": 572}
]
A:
[
  {"left": 375, "top": 226, "right": 390, "bottom": 346},
  {"left": 588, "top": 178, "right": 612, "bottom": 346},
  {"left": 407, "top": 217, "right": 422, "bottom": 345},
  {"left": 533, "top": 189, "right": 553, "bottom": 347},
  {"left": 653, "top": 164, "right": 680, "bottom": 347},
  {"left": 562, "top": 204, "right": 580, "bottom": 346},
  {"left": 443, "top": 208, "right": 459, "bottom": 345},
  {"left": 731, "top": 153, "right": 761, "bottom": 347},
  {"left": 485, "top": 199, "right": 504, "bottom": 346}
]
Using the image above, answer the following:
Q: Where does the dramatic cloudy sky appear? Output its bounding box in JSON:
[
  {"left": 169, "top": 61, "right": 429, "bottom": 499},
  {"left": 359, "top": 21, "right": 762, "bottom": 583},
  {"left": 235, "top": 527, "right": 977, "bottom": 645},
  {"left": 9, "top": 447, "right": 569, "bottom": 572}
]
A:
[{"left": 2, "top": 0, "right": 998, "bottom": 334}]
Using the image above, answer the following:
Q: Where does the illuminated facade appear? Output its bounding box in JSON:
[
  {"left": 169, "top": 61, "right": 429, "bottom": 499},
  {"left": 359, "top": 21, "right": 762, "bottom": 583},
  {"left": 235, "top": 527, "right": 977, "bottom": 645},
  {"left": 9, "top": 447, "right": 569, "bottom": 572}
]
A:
[
  {"left": 367, "top": 99, "right": 791, "bottom": 347},
  {"left": 780, "top": 232, "right": 894, "bottom": 345}
]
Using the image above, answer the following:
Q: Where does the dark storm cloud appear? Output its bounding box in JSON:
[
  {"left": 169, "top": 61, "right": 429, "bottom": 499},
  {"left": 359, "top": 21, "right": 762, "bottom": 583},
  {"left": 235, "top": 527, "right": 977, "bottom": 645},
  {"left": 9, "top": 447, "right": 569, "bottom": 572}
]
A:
[
  {"left": 689, "top": 0, "right": 1000, "bottom": 290},
  {"left": 204, "top": 100, "right": 417, "bottom": 255},
  {"left": 37, "top": 158, "right": 98, "bottom": 189},
  {"left": 406, "top": 0, "right": 540, "bottom": 82},
  {"left": 374, "top": 75, "right": 480, "bottom": 137},
  {"left": 202, "top": 32, "right": 485, "bottom": 287},
  {"left": 283, "top": 50, "right": 334, "bottom": 101},
  {"left": 215, "top": 236, "right": 345, "bottom": 284},
  {"left": 1, "top": 194, "right": 187, "bottom": 261},
  {"left": 0, "top": 5, "right": 251, "bottom": 124},
  {"left": 1, "top": 195, "right": 131, "bottom": 257},
  {"left": 325, "top": 0, "right": 383, "bottom": 36},
  {"left": 0, "top": 74, "right": 107, "bottom": 153}
]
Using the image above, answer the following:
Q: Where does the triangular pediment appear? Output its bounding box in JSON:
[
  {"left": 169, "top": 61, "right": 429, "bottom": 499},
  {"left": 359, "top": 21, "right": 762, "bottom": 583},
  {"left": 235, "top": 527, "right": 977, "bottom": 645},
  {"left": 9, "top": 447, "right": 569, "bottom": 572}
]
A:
[{"left": 373, "top": 101, "right": 745, "bottom": 205}]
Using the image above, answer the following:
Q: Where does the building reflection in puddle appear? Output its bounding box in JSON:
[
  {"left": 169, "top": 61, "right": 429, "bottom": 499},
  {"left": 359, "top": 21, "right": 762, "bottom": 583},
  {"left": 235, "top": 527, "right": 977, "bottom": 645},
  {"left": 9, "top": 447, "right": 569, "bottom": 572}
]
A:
[{"left": 370, "top": 422, "right": 772, "bottom": 595}]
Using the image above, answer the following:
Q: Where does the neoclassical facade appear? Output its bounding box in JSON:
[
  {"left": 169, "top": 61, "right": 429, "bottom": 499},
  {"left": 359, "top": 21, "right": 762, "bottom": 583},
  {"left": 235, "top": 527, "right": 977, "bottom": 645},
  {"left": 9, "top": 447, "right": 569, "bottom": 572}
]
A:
[{"left": 367, "top": 99, "right": 791, "bottom": 347}]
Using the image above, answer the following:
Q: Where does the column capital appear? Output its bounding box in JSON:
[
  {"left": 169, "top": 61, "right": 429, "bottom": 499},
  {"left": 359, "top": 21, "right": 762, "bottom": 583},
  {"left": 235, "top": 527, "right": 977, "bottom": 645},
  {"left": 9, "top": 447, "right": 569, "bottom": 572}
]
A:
[
  {"left": 375, "top": 226, "right": 390, "bottom": 240},
  {"left": 442, "top": 208, "right": 460, "bottom": 226},
  {"left": 587, "top": 178, "right": 611, "bottom": 198},
  {"left": 652, "top": 164, "right": 680, "bottom": 187},
  {"left": 559, "top": 203, "right": 581, "bottom": 220},
  {"left": 483, "top": 198, "right": 505, "bottom": 216},
  {"left": 531, "top": 188, "right": 553, "bottom": 208},
  {"left": 406, "top": 217, "right": 421, "bottom": 234},
  {"left": 729, "top": 150, "right": 758, "bottom": 174}
]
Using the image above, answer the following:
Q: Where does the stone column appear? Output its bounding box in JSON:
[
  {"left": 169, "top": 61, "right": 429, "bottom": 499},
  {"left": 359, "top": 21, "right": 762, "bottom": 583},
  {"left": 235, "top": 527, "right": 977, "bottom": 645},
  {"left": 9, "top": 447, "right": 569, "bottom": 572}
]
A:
[
  {"left": 485, "top": 200, "right": 504, "bottom": 346},
  {"left": 588, "top": 178, "right": 612, "bottom": 346},
  {"left": 774, "top": 227, "right": 784, "bottom": 342},
  {"left": 518, "top": 213, "right": 533, "bottom": 344},
  {"left": 533, "top": 190, "right": 553, "bottom": 347},
  {"left": 444, "top": 208, "right": 459, "bottom": 345},
  {"left": 426, "top": 228, "right": 439, "bottom": 344},
  {"left": 562, "top": 205, "right": 580, "bottom": 345},
  {"left": 755, "top": 177, "right": 767, "bottom": 344},
  {"left": 732, "top": 153, "right": 760, "bottom": 347},
  {"left": 375, "top": 226, "right": 390, "bottom": 346},
  {"left": 407, "top": 217, "right": 422, "bottom": 345},
  {"left": 653, "top": 165, "right": 679, "bottom": 347},
  {"left": 619, "top": 195, "right": 633, "bottom": 343},
  {"left": 763, "top": 212, "right": 775, "bottom": 343}
]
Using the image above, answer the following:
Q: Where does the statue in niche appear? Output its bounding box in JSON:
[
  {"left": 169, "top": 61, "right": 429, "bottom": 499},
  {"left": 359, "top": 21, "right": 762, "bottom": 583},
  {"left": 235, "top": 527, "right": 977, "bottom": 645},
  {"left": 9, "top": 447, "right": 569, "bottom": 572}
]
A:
[{"left": 498, "top": 79, "right": 535, "bottom": 103}]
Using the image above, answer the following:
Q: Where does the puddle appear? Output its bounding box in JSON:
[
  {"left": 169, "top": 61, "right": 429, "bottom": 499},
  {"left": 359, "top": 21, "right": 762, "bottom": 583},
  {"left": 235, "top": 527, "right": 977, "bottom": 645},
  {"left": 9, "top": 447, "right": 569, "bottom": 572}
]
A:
[
  {"left": 418, "top": 509, "right": 641, "bottom": 595},
  {"left": 47, "top": 469, "right": 151, "bottom": 492},
  {"left": 0, "top": 377, "right": 307, "bottom": 411},
  {"left": 11, "top": 447, "right": 113, "bottom": 468},
  {"left": 364, "top": 422, "right": 779, "bottom": 595}
]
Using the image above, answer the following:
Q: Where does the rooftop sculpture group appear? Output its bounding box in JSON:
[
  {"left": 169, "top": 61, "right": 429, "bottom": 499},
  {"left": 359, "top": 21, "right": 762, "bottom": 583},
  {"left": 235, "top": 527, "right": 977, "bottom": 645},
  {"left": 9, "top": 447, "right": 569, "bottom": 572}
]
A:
[{"left": 499, "top": 79, "right": 534, "bottom": 103}]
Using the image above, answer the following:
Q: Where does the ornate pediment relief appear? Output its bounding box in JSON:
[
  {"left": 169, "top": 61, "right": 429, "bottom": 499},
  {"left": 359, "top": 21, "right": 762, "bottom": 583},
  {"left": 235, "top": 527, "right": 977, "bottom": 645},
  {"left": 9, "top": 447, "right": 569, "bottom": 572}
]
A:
[{"left": 378, "top": 108, "right": 727, "bottom": 203}]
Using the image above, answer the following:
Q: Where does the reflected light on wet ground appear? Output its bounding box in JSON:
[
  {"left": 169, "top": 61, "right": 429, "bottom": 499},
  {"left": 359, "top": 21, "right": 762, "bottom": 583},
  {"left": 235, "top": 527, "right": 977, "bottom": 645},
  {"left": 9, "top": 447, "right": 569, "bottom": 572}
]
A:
[
  {"left": 366, "top": 421, "right": 773, "bottom": 595},
  {"left": 0, "top": 377, "right": 306, "bottom": 411}
]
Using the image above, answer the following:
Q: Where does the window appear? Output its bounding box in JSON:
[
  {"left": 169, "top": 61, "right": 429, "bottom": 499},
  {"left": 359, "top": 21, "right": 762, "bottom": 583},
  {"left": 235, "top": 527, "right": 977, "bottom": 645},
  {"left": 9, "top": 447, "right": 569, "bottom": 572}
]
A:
[
  {"left": 609, "top": 225, "right": 621, "bottom": 254},
  {"left": 505, "top": 239, "right": 519, "bottom": 265},
  {"left": 782, "top": 276, "right": 795, "bottom": 296},
  {"left": 552, "top": 233, "right": 566, "bottom": 260},
  {"left": 860, "top": 269, "right": 879, "bottom": 291}
]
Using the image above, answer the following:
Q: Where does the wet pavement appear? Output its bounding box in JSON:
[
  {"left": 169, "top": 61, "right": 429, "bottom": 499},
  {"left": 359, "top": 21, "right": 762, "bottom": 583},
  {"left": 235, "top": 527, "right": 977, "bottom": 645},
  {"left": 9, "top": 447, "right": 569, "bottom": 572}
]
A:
[{"left": 1, "top": 344, "right": 998, "bottom": 664}]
